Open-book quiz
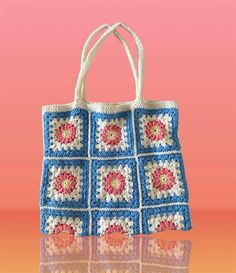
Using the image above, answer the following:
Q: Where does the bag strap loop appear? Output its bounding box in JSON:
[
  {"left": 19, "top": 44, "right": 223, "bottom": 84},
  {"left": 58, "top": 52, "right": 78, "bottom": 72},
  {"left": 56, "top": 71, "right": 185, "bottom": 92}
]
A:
[
  {"left": 80, "top": 24, "right": 138, "bottom": 98},
  {"left": 74, "top": 22, "right": 144, "bottom": 104}
]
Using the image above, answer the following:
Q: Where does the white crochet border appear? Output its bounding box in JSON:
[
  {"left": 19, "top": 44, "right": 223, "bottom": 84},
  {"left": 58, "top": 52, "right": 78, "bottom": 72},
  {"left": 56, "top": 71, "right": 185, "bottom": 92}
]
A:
[
  {"left": 41, "top": 202, "right": 189, "bottom": 212},
  {"left": 42, "top": 99, "right": 178, "bottom": 114},
  {"left": 44, "top": 150, "right": 182, "bottom": 160}
]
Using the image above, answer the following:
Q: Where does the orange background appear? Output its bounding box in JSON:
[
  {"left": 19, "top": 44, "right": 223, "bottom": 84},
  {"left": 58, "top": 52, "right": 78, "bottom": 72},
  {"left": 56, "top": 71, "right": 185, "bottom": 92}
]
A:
[{"left": 0, "top": 1, "right": 235, "bottom": 272}]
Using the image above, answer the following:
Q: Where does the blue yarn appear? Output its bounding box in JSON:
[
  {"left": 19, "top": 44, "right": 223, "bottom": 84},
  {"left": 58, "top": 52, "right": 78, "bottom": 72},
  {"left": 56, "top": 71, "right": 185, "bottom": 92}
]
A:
[
  {"left": 139, "top": 153, "right": 189, "bottom": 206},
  {"left": 40, "top": 159, "right": 89, "bottom": 209},
  {"left": 91, "top": 158, "right": 139, "bottom": 209},
  {"left": 142, "top": 204, "right": 192, "bottom": 234},
  {"left": 40, "top": 208, "right": 90, "bottom": 237},
  {"left": 90, "top": 110, "right": 134, "bottom": 157},
  {"left": 134, "top": 108, "right": 181, "bottom": 154},
  {"left": 40, "top": 106, "right": 192, "bottom": 236},
  {"left": 91, "top": 210, "right": 140, "bottom": 236},
  {"left": 43, "top": 108, "right": 88, "bottom": 157}
]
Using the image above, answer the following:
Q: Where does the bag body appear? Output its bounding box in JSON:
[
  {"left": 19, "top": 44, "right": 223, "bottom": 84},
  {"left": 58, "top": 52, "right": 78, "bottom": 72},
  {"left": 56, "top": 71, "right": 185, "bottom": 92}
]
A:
[{"left": 40, "top": 23, "right": 192, "bottom": 236}]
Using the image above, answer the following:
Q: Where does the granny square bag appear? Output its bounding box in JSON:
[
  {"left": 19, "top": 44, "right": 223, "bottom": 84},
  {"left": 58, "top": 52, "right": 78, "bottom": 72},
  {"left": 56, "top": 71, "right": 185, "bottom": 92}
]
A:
[{"left": 40, "top": 23, "right": 192, "bottom": 236}]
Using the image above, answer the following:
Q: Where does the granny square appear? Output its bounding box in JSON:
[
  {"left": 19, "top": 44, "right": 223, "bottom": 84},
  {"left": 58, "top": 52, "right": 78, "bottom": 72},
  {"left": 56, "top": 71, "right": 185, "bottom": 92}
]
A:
[
  {"left": 40, "top": 159, "right": 89, "bottom": 208},
  {"left": 91, "top": 158, "right": 139, "bottom": 208},
  {"left": 142, "top": 205, "right": 192, "bottom": 234},
  {"left": 90, "top": 111, "right": 134, "bottom": 157},
  {"left": 43, "top": 108, "right": 88, "bottom": 157},
  {"left": 92, "top": 210, "right": 140, "bottom": 236},
  {"left": 134, "top": 108, "right": 180, "bottom": 154},
  {"left": 40, "top": 208, "right": 89, "bottom": 237},
  {"left": 139, "top": 153, "right": 188, "bottom": 206}
]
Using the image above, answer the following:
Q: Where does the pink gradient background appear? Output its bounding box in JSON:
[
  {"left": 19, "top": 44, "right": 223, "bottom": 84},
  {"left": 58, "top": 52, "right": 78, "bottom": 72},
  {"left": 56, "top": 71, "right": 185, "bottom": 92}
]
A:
[{"left": 0, "top": 1, "right": 235, "bottom": 272}]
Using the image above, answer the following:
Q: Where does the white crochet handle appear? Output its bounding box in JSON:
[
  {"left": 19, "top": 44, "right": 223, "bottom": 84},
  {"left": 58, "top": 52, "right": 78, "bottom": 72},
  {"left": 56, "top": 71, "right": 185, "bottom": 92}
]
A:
[
  {"left": 74, "top": 22, "right": 144, "bottom": 104},
  {"left": 80, "top": 24, "right": 138, "bottom": 98}
]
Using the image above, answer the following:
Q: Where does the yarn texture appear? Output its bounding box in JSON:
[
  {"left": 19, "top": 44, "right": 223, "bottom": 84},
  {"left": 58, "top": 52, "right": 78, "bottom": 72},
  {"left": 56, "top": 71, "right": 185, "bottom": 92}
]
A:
[{"left": 40, "top": 22, "right": 192, "bottom": 236}]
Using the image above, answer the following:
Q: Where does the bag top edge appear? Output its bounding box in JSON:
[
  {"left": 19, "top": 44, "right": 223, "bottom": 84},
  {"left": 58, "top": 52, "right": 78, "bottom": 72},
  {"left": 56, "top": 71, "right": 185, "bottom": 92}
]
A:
[{"left": 42, "top": 99, "right": 178, "bottom": 114}]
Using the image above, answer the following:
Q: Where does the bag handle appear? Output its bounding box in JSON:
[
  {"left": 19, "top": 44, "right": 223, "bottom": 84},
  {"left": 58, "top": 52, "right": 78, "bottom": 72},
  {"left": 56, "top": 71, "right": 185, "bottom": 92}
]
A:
[
  {"left": 74, "top": 22, "right": 144, "bottom": 104},
  {"left": 80, "top": 24, "right": 138, "bottom": 98}
]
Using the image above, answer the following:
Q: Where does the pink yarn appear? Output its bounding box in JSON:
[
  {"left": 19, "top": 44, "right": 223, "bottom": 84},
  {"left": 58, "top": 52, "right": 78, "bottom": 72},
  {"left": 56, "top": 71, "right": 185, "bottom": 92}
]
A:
[
  {"left": 103, "top": 171, "right": 126, "bottom": 195},
  {"left": 56, "top": 123, "right": 76, "bottom": 144},
  {"left": 102, "top": 124, "right": 122, "bottom": 145},
  {"left": 105, "top": 224, "right": 125, "bottom": 234},
  {"left": 53, "top": 223, "right": 75, "bottom": 235},
  {"left": 156, "top": 220, "right": 177, "bottom": 232},
  {"left": 55, "top": 172, "right": 77, "bottom": 194},
  {"left": 145, "top": 120, "right": 166, "bottom": 141},
  {"left": 152, "top": 167, "right": 176, "bottom": 191}
]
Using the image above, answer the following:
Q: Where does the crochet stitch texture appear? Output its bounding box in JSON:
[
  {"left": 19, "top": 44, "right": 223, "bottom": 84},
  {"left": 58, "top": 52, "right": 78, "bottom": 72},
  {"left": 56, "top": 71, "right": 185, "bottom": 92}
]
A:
[
  {"left": 40, "top": 22, "right": 192, "bottom": 237},
  {"left": 40, "top": 106, "right": 192, "bottom": 236}
]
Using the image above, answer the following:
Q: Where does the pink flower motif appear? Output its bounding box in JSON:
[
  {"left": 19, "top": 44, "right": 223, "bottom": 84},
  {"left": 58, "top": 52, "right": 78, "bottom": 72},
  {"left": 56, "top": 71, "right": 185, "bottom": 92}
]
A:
[
  {"left": 103, "top": 171, "right": 126, "bottom": 195},
  {"left": 53, "top": 223, "right": 75, "bottom": 235},
  {"left": 145, "top": 120, "right": 166, "bottom": 141},
  {"left": 102, "top": 124, "right": 122, "bottom": 146},
  {"left": 105, "top": 224, "right": 125, "bottom": 234},
  {"left": 152, "top": 167, "right": 176, "bottom": 191},
  {"left": 56, "top": 123, "right": 76, "bottom": 144},
  {"left": 55, "top": 172, "right": 77, "bottom": 194},
  {"left": 156, "top": 220, "right": 177, "bottom": 232}
]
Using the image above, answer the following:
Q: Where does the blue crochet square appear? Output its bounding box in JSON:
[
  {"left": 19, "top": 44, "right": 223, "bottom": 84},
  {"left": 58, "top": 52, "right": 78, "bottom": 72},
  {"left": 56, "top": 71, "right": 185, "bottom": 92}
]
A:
[
  {"left": 90, "top": 111, "right": 134, "bottom": 157},
  {"left": 40, "top": 208, "right": 89, "bottom": 236},
  {"left": 134, "top": 108, "right": 181, "bottom": 154},
  {"left": 91, "top": 158, "right": 139, "bottom": 208},
  {"left": 142, "top": 205, "right": 192, "bottom": 234},
  {"left": 43, "top": 108, "right": 88, "bottom": 157},
  {"left": 40, "top": 159, "right": 89, "bottom": 209},
  {"left": 92, "top": 210, "right": 140, "bottom": 236},
  {"left": 139, "top": 153, "right": 189, "bottom": 206}
]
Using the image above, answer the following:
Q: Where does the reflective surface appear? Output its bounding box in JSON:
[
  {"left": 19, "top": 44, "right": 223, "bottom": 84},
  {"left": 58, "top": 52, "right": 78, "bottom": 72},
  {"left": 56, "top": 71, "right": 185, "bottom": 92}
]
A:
[
  {"left": 40, "top": 235, "right": 191, "bottom": 272},
  {"left": 1, "top": 210, "right": 235, "bottom": 272}
]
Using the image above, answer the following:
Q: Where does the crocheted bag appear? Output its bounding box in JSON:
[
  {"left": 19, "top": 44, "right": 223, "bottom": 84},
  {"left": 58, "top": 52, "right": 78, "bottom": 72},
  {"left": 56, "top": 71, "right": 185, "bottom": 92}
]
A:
[{"left": 40, "top": 22, "right": 192, "bottom": 237}]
